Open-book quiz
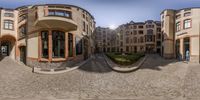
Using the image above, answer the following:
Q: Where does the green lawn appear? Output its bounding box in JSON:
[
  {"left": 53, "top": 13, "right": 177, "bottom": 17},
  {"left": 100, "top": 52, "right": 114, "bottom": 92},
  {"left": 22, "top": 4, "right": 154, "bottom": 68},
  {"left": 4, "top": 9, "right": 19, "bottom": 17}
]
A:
[{"left": 106, "top": 53, "right": 145, "bottom": 65}]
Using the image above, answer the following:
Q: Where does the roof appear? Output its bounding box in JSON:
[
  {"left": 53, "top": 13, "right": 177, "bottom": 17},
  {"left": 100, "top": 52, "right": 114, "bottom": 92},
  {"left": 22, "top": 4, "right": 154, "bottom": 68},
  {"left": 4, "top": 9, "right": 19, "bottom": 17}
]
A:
[{"left": 160, "top": 7, "right": 200, "bottom": 15}]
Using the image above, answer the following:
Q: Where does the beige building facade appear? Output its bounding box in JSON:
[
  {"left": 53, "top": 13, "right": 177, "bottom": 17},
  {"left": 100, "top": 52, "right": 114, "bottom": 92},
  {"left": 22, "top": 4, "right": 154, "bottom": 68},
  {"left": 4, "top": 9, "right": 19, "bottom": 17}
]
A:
[
  {"left": 0, "top": 4, "right": 95, "bottom": 68},
  {"left": 95, "top": 20, "right": 161, "bottom": 54},
  {"left": 161, "top": 8, "right": 200, "bottom": 63},
  {"left": 94, "top": 27, "right": 116, "bottom": 53}
]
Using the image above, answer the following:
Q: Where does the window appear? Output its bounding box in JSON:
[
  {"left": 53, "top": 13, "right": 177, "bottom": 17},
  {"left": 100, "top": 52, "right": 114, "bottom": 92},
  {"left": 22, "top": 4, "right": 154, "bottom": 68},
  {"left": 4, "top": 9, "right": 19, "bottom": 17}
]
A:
[
  {"left": 176, "top": 22, "right": 181, "bottom": 31},
  {"left": 176, "top": 14, "right": 181, "bottom": 19},
  {"left": 147, "top": 29, "right": 153, "bottom": 34},
  {"left": 120, "top": 42, "right": 123, "bottom": 46},
  {"left": 184, "top": 12, "right": 191, "bottom": 17},
  {"left": 139, "top": 30, "right": 143, "bottom": 34},
  {"left": 68, "top": 33, "right": 73, "bottom": 57},
  {"left": 161, "top": 21, "right": 164, "bottom": 28},
  {"left": 126, "top": 46, "right": 129, "bottom": 52},
  {"left": 157, "top": 28, "right": 161, "bottom": 32},
  {"left": 76, "top": 37, "right": 82, "bottom": 55},
  {"left": 139, "top": 25, "right": 143, "bottom": 28},
  {"left": 83, "top": 21, "right": 86, "bottom": 31},
  {"left": 4, "top": 13, "right": 14, "bottom": 17},
  {"left": 126, "top": 37, "right": 129, "bottom": 43},
  {"left": 140, "top": 37, "right": 143, "bottom": 43},
  {"left": 19, "top": 25, "right": 26, "bottom": 37},
  {"left": 52, "top": 31, "right": 65, "bottom": 58},
  {"left": 41, "top": 31, "right": 49, "bottom": 58},
  {"left": 184, "top": 19, "right": 191, "bottom": 29},
  {"left": 134, "top": 37, "right": 137, "bottom": 43},
  {"left": 48, "top": 10, "right": 71, "bottom": 18},
  {"left": 4, "top": 20, "right": 14, "bottom": 30},
  {"left": 146, "top": 35, "right": 153, "bottom": 42},
  {"left": 19, "top": 14, "right": 27, "bottom": 22}
]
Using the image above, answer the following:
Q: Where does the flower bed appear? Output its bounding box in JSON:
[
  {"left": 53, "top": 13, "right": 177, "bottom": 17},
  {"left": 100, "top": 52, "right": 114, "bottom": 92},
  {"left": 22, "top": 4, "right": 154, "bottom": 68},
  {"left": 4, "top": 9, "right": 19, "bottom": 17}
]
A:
[{"left": 106, "top": 53, "right": 145, "bottom": 65}]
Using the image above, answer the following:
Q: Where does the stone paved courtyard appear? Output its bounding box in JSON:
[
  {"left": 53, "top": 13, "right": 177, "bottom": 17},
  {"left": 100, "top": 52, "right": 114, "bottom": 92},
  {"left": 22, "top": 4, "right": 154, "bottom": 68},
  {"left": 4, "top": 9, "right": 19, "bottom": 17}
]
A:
[{"left": 0, "top": 54, "right": 200, "bottom": 100}]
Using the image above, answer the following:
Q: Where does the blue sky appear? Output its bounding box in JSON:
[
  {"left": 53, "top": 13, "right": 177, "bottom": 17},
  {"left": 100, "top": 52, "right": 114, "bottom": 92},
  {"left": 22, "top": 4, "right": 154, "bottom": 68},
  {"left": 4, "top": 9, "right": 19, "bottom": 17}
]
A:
[{"left": 1, "top": 0, "right": 200, "bottom": 28}]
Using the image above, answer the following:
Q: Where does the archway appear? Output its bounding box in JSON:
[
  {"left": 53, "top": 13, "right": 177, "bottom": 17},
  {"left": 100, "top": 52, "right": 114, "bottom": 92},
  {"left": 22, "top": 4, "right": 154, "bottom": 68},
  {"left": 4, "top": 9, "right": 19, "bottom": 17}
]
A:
[{"left": 0, "top": 35, "right": 16, "bottom": 59}]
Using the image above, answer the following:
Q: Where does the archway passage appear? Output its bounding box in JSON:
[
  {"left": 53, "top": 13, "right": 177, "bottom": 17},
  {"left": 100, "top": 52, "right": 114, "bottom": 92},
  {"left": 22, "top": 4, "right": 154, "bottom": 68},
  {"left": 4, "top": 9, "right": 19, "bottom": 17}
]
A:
[
  {"left": 1, "top": 42, "right": 10, "bottom": 56},
  {"left": 0, "top": 35, "right": 16, "bottom": 59}
]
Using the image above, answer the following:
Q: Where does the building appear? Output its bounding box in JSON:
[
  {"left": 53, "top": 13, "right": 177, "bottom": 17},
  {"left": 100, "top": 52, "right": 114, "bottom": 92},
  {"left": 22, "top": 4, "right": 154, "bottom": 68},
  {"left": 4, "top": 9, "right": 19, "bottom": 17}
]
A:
[
  {"left": 95, "top": 20, "right": 161, "bottom": 54},
  {"left": 116, "top": 20, "right": 161, "bottom": 54},
  {"left": 161, "top": 7, "right": 200, "bottom": 63},
  {"left": 94, "top": 27, "right": 115, "bottom": 53},
  {"left": 0, "top": 4, "right": 95, "bottom": 69}
]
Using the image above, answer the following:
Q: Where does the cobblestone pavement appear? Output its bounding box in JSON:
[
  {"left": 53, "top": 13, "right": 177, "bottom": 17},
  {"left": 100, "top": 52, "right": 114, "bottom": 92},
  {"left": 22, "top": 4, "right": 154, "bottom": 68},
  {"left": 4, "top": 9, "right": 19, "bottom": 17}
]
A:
[{"left": 0, "top": 55, "right": 199, "bottom": 100}]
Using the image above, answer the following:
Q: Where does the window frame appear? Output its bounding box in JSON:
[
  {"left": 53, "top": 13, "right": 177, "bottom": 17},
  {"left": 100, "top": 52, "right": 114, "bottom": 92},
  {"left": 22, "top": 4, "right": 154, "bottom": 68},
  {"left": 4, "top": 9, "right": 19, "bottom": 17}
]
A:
[
  {"left": 41, "top": 31, "right": 49, "bottom": 59},
  {"left": 4, "top": 20, "right": 14, "bottom": 30},
  {"left": 176, "top": 21, "right": 181, "bottom": 32},
  {"left": 183, "top": 19, "right": 192, "bottom": 29}
]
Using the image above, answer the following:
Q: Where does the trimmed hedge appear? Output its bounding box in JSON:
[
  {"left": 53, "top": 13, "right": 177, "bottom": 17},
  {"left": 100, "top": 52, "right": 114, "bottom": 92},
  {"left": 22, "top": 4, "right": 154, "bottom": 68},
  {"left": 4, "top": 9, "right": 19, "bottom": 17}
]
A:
[{"left": 106, "top": 53, "right": 145, "bottom": 65}]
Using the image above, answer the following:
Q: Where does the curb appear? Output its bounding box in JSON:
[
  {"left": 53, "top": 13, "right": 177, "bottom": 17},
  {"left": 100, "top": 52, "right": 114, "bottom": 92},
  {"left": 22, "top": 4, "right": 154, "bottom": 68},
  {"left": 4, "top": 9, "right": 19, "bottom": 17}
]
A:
[
  {"left": 33, "top": 58, "right": 91, "bottom": 75},
  {"left": 104, "top": 54, "right": 147, "bottom": 73}
]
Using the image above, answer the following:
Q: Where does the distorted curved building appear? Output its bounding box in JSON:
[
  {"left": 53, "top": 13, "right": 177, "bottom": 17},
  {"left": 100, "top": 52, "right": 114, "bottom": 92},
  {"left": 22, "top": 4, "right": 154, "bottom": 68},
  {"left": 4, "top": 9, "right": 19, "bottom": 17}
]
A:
[
  {"left": 161, "top": 7, "right": 200, "bottom": 63},
  {"left": 0, "top": 4, "right": 95, "bottom": 68}
]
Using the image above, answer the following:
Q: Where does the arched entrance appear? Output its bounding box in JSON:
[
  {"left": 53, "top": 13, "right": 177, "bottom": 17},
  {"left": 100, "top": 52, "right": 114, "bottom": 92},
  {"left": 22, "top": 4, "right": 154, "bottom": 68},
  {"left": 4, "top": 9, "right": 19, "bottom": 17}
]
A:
[
  {"left": 0, "top": 35, "right": 16, "bottom": 59},
  {"left": 1, "top": 42, "right": 10, "bottom": 56}
]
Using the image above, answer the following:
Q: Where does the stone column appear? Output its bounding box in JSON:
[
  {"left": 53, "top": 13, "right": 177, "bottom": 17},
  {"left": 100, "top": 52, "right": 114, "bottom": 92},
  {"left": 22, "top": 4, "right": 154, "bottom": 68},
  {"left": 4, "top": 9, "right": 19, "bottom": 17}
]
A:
[
  {"left": 180, "top": 38, "right": 184, "bottom": 59},
  {"left": 73, "top": 34, "right": 76, "bottom": 57},
  {"left": 38, "top": 32, "right": 41, "bottom": 60},
  {"left": 49, "top": 30, "right": 52, "bottom": 61}
]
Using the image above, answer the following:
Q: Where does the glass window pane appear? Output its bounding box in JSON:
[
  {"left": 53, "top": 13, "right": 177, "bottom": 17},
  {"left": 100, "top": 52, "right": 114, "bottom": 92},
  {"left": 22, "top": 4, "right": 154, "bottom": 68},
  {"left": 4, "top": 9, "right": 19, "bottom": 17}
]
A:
[
  {"left": 41, "top": 31, "right": 48, "bottom": 58},
  {"left": 52, "top": 31, "right": 65, "bottom": 58},
  {"left": 68, "top": 33, "right": 73, "bottom": 57}
]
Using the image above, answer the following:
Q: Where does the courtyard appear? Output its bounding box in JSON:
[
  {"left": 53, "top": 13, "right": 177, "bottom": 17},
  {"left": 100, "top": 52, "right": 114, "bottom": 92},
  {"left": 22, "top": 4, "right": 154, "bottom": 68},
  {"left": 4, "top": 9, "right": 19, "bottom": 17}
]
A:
[{"left": 0, "top": 54, "right": 200, "bottom": 100}]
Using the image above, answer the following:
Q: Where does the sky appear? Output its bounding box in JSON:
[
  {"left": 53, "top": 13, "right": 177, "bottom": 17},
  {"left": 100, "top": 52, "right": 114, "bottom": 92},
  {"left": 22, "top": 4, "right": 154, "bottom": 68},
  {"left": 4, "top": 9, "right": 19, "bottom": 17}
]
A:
[{"left": 1, "top": 0, "right": 200, "bottom": 28}]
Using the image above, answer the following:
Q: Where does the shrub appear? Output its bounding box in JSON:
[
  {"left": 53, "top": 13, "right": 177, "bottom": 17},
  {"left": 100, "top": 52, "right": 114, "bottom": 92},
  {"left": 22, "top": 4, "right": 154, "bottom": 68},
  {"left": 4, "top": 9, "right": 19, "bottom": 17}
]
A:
[{"left": 106, "top": 53, "right": 144, "bottom": 65}]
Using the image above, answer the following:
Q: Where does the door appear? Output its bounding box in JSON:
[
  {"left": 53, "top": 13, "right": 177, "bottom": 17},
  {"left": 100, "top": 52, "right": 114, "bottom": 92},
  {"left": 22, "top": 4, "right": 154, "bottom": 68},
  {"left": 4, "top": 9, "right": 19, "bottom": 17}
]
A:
[
  {"left": 20, "top": 46, "right": 26, "bottom": 64},
  {"left": 1, "top": 42, "right": 9, "bottom": 56},
  {"left": 184, "top": 38, "right": 190, "bottom": 59}
]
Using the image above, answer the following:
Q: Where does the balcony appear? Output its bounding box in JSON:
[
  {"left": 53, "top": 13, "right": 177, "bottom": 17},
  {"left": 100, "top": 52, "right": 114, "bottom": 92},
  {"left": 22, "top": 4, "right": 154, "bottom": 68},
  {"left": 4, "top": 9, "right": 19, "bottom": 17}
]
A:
[{"left": 34, "top": 8, "right": 77, "bottom": 31}]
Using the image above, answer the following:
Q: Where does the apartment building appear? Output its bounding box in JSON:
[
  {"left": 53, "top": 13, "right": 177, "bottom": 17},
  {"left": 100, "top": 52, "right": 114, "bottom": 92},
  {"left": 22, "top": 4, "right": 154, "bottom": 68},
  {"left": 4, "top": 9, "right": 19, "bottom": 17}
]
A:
[
  {"left": 95, "top": 20, "right": 161, "bottom": 54},
  {"left": 0, "top": 4, "right": 95, "bottom": 68},
  {"left": 94, "top": 27, "right": 116, "bottom": 53},
  {"left": 116, "top": 20, "right": 161, "bottom": 54},
  {"left": 161, "top": 7, "right": 200, "bottom": 63}
]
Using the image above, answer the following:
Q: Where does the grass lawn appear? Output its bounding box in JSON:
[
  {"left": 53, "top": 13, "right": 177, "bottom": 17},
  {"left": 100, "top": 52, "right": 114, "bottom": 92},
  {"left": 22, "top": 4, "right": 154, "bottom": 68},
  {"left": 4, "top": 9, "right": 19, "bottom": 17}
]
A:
[{"left": 106, "top": 53, "right": 145, "bottom": 66}]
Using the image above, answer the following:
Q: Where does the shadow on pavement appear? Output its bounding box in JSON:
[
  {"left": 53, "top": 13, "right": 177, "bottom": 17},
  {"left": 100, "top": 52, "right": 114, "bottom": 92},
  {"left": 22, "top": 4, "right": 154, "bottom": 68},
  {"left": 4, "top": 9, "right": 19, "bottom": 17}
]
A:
[
  {"left": 139, "top": 54, "right": 179, "bottom": 71},
  {"left": 78, "top": 53, "right": 113, "bottom": 73}
]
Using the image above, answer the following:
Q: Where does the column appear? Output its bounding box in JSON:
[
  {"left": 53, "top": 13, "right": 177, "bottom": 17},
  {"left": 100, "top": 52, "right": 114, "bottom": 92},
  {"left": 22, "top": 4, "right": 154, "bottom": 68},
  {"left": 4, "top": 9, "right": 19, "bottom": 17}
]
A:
[
  {"left": 73, "top": 34, "right": 76, "bottom": 57},
  {"left": 38, "top": 32, "right": 41, "bottom": 60},
  {"left": 49, "top": 30, "right": 52, "bottom": 61},
  {"left": 180, "top": 38, "right": 184, "bottom": 59}
]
